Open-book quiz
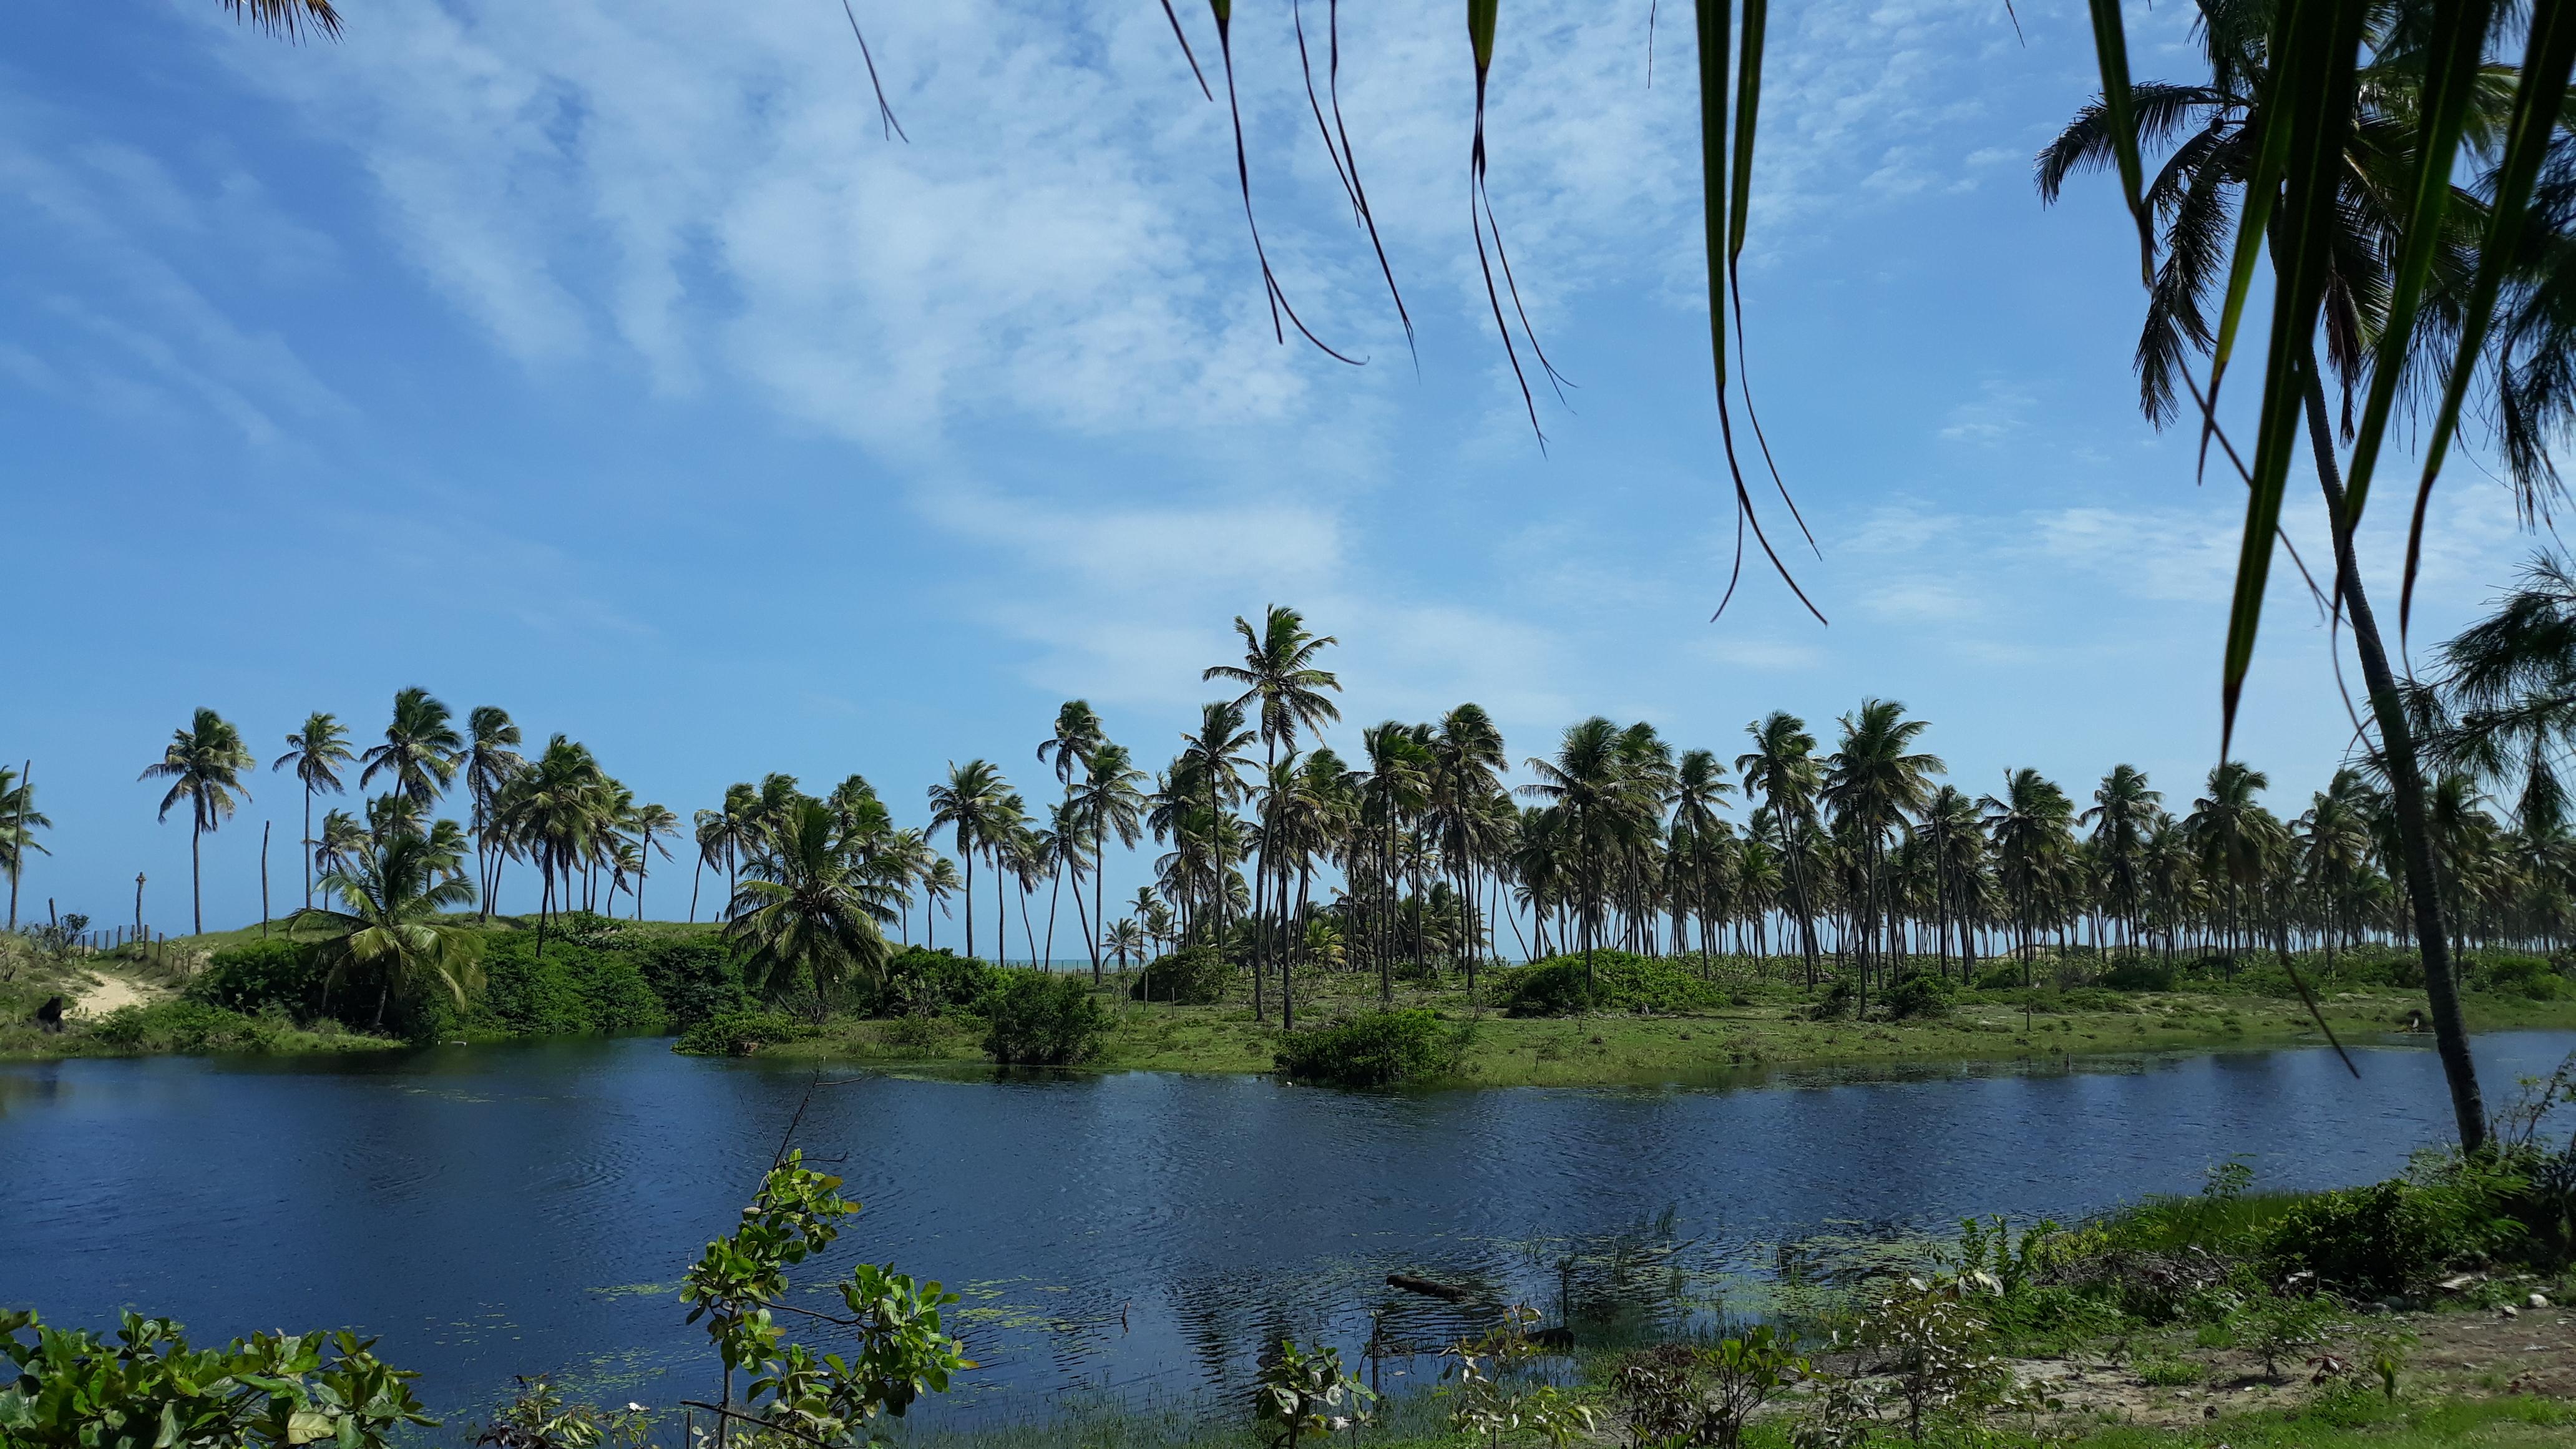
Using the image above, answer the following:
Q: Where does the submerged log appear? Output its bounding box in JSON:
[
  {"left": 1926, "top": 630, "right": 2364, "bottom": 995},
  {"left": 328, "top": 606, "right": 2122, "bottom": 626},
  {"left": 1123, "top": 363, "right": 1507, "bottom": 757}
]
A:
[{"left": 1385, "top": 1272, "right": 1470, "bottom": 1302}]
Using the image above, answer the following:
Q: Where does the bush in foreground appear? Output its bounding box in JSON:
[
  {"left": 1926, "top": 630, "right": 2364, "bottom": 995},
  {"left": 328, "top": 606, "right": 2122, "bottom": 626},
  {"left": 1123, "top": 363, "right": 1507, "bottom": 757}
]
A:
[
  {"left": 1276, "top": 1009, "right": 1463, "bottom": 1087},
  {"left": 0, "top": 1310, "right": 434, "bottom": 1448},
  {"left": 984, "top": 972, "right": 1110, "bottom": 1065}
]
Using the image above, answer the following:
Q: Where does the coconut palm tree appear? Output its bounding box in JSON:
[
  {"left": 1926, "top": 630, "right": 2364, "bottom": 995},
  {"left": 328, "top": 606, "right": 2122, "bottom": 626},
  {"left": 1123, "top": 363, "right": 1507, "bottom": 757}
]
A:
[
  {"left": 629, "top": 803, "right": 678, "bottom": 920},
  {"left": 926, "top": 760, "right": 1010, "bottom": 961},
  {"left": 490, "top": 734, "right": 610, "bottom": 950},
  {"left": 462, "top": 706, "right": 524, "bottom": 918},
  {"left": 140, "top": 708, "right": 255, "bottom": 935},
  {"left": 1429, "top": 705, "right": 1510, "bottom": 981},
  {"left": 0, "top": 764, "right": 51, "bottom": 932},
  {"left": 726, "top": 796, "right": 897, "bottom": 1019},
  {"left": 270, "top": 713, "right": 354, "bottom": 913},
  {"left": 2186, "top": 761, "right": 2285, "bottom": 959},
  {"left": 1204, "top": 605, "right": 1344, "bottom": 1012},
  {"left": 2034, "top": 0, "right": 2572, "bottom": 1149},
  {"left": 2082, "top": 764, "right": 2162, "bottom": 952},
  {"left": 1520, "top": 716, "right": 1658, "bottom": 995},
  {"left": 1173, "top": 701, "right": 1256, "bottom": 945},
  {"left": 360, "top": 688, "right": 464, "bottom": 811},
  {"left": 1738, "top": 712, "right": 1825, "bottom": 983},
  {"left": 1104, "top": 917, "right": 1147, "bottom": 967},
  {"left": 312, "top": 807, "right": 367, "bottom": 880},
  {"left": 1070, "top": 742, "right": 1148, "bottom": 982},
  {"left": 296, "top": 829, "right": 483, "bottom": 1029},
  {"left": 921, "top": 856, "right": 961, "bottom": 950},
  {"left": 1983, "top": 768, "right": 2078, "bottom": 982},
  {"left": 1824, "top": 699, "right": 1944, "bottom": 992}
]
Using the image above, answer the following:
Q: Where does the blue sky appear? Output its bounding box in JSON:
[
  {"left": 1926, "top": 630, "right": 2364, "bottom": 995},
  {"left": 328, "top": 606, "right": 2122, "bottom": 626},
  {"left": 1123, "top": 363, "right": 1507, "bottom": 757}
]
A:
[{"left": 0, "top": 0, "right": 2540, "bottom": 937}]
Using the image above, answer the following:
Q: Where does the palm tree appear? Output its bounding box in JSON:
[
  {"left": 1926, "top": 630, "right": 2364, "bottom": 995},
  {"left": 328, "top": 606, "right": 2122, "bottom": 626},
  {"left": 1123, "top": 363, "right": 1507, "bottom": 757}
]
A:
[
  {"left": 490, "top": 734, "right": 610, "bottom": 952},
  {"left": 312, "top": 807, "right": 368, "bottom": 881},
  {"left": 2186, "top": 761, "right": 2285, "bottom": 961},
  {"left": 1665, "top": 749, "right": 1732, "bottom": 966},
  {"left": 1038, "top": 703, "right": 1105, "bottom": 969},
  {"left": 0, "top": 764, "right": 52, "bottom": 932},
  {"left": 295, "top": 830, "right": 483, "bottom": 1029},
  {"left": 630, "top": 803, "right": 678, "bottom": 920},
  {"left": 926, "top": 760, "right": 1010, "bottom": 960},
  {"left": 2034, "top": 0, "right": 2555, "bottom": 1149},
  {"left": 360, "top": 688, "right": 464, "bottom": 811},
  {"left": 1204, "top": 604, "right": 1344, "bottom": 1020},
  {"left": 1173, "top": 701, "right": 1256, "bottom": 945},
  {"left": 270, "top": 713, "right": 354, "bottom": 913},
  {"left": 1104, "top": 917, "right": 1146, "bottom": 967},
  {"left": 1824, "top": 699, "right": 1944, "bottom": 994},
  {"left": 921, "top": 857, "right": 961, "bottom": 949},
  {"left": 726, "top": 796, "right": 897, "bottom": 1019},
  {"left": 1429, "top": 704, "right": 1510, "bottom": 988},
  {"left": 140, "top": 708, "right": 255, "bottom": 935},
  {"left": 1360, "top": 721, "right": 1433, "bottom": 1003},
  {"left": 1738, "top": 712, "right": 1825, "bottom": 983},
  {"left": 1983, "top": 768, "right": 2078, "bottom": 982},
  {"left": 2082, "top": 765, "right": 2162, "bottom": 952},
  {"left": 463, "top": 706, "right": 525, "bottom": 918},
  {"left": 1520, "top": 716, "right": 1656, "bottom": 996},
  {"left": 1070, "top": 743, "right": 1148, "bottom": 982}
]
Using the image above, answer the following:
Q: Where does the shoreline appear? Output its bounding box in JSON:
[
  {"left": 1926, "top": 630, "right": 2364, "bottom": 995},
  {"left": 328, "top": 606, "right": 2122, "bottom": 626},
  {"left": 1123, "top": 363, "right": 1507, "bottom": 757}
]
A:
[{"left": 13, "top": 982, "right": 2572, "bottom": 1090}]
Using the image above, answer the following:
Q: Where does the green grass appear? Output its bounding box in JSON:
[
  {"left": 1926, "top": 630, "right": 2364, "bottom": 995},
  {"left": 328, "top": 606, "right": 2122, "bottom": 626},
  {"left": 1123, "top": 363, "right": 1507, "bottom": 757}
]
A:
[
  {"left": 763, "top": 964, "right": 2576, "bottom": 1086},
  {"left": 16, "top": 932, "right": 2576, "bottom": 1085},
  {"left": 877, "top": 1387, "right": 2575, "bottom": 1449},
  {"left": 2036, "top": 1393, "right": 2576, "bottom": 1448}
]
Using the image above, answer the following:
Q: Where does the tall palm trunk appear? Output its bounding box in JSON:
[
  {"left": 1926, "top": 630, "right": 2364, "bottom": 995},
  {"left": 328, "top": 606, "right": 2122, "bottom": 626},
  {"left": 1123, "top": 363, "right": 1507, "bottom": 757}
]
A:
[
  {"left": 2304, "top": 372, "right": 2486, "bottom": 1149},
  {"left": 191, "top": 815, "right": 204, "bottom": 935}
]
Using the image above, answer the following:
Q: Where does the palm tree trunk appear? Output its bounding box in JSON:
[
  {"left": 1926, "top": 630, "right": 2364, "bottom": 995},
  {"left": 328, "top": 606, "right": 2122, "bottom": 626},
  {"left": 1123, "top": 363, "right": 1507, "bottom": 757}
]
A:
[
  {"left": 191, "top": 816, "right": 204, "bottom": 935},
  {"left": 303, "top": 783, "right": 315, "bottom": 910},
  {"left": 1093, "top": 816, "right": 1109, "bottom": 984},
  {"left": 2304, "top": 373, "right": 2486, "bottom": 1149}
]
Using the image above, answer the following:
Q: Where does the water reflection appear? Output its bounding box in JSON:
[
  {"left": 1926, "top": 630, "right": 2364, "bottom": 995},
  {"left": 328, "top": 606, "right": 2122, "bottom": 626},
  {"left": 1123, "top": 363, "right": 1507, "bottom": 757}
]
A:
[{"left": 1, "top": 1033, "right": 2568, "bottom": 1430}]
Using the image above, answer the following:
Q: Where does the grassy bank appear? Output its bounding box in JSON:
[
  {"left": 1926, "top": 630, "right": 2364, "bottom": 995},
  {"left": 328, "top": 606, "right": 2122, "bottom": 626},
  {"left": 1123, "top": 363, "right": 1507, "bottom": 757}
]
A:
[
  {"left": 753, "top": 957, "right": 2576, "bottom": 1085},
  {"left": 9, "top": 925, "right": 2576, "bottom": 1084}
]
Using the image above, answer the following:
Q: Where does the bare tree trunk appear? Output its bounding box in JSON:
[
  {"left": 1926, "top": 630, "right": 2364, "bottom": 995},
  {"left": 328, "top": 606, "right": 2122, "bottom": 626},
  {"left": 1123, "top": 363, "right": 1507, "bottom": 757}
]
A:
[{"left": 2305, "top": 375, "right": 2485, "bottom": 1149}]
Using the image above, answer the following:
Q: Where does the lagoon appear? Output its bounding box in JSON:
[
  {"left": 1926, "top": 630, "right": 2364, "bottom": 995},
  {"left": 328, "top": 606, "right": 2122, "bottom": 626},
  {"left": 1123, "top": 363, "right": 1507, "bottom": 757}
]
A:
[{"left": 5, "top": 1033, "right": 2570, "bottom": 1433}]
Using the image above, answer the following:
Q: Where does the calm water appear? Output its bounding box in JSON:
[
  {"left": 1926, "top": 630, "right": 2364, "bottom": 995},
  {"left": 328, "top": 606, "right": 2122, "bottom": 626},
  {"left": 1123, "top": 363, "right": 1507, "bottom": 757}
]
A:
[{"left": 4, "top": 1032, "right": 2572, "bottom": 1433}]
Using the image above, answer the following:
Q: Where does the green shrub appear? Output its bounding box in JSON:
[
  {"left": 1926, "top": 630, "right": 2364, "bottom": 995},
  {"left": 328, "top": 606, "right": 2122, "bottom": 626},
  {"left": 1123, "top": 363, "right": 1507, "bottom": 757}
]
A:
[
  {"left": 1810, "top": 978, "right": 1857, "bottom": 1020},
  {"left": 2134, "top": 1355, "right": 2203, "bottom": 1386},
  {"left": 1275, "top": 1009, "right": 1463, "bottom": 1086},
  {"left": 2474, "top": 954, "right": 2565, "bottom": 1000},
  {"left": 2258, "top": 1162, "right": 2527, "bottom": 1295},
  {"left": 2099, "top": 959, "right": 2175, "bottom": 992},
  {"left": 190, "top": 939, "right": 327, "bottom": 1020},
  {"left": 1131, "top": 945, "right": 1234, "bottom": 1005},
  {"left": 673, "top": 1008, "right": 812, "bottom": 1057},
  {"left": 473, "top": 932, "right": 670, "bottom": 1039},
  {"left": 0, "top": 1309, "right": 434, "bottom": 1448},
  {"left": 1884, "top": 970, "right": 1955, "bottom": 1020},
  {"left": 1974, "top": 962, "right": 2024, "bottom": 990},
  {"left": 2057, "top": 987, "right": 2135, "bottom": 1013},
  {"left": 1500, "top": 951, "right": 1726, "bottom": 1017},
  {"left": 984, "top": 972, "right": 1110, "bottom": 1065},
  {"left": 878, "top": 947, "right": 998, "bottom": 1017},
  {"left": 633, "top": 936, "right": 749, "bottom": 1027},
  {"left": 91, "top": 1001, "right": 283, "bottom": 1053}
]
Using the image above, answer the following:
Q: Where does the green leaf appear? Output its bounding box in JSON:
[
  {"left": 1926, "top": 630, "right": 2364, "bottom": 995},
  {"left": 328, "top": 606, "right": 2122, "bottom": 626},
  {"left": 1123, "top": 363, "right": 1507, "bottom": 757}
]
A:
[
  {"left": 2401, "top": 0, "right": 2576, "bottom": 635},
  {"left": 2081, "top": 0, "right": 2154, "bottom": 285},
  {"left": 2335, "top": 0, "right": 2496, "bottom": 528}
]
